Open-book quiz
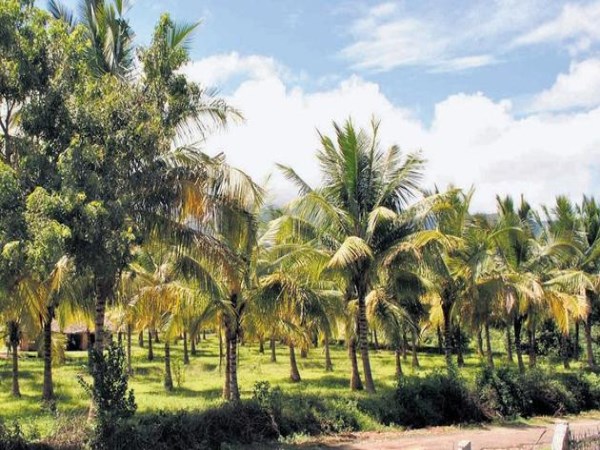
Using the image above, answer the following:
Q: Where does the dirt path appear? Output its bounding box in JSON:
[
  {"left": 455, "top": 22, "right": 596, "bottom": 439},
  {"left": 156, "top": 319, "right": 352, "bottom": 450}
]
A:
[{"left": 262, "top": 415, "right": 600, "bottom": 450}]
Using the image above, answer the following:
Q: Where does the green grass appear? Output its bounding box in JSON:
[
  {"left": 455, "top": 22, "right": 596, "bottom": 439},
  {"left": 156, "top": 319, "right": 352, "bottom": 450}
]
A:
[{"left": 0, "top": 333, "right": 588, "bottom": 439}]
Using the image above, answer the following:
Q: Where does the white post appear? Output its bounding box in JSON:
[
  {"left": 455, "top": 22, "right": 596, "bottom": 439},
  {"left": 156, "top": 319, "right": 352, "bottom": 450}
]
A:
[
  {"left": 552, "top": 422, "right": 570, "bottom": 450},
  {"left": 457, "top": 440, "right": 472, "bottom": 450}
]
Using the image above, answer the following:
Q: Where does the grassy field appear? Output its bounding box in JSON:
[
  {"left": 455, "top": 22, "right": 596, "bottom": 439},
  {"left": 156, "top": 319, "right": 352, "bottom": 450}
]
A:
[{"left": 0, "top": 333, "right": 585, "bottom": 438}]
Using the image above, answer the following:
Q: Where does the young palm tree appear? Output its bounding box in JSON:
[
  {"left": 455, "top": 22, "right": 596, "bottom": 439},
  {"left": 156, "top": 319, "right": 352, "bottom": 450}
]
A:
[{"left": 277, "top": 118, "right": 424, "bottom": 393}]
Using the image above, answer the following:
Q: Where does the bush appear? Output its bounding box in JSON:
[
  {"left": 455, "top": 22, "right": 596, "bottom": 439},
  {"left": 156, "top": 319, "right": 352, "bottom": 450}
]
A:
[
  {"left": 376, "top": 370, "right": 485, "bottom": 428},
  {"left": 252, "top": 381, "right": 360, "bottom": 436},
  {"left": 0, "top": 421, "right": 50, "bottom": 450},
  {"left": 99, "top": 402, "right": 279, "bottom": 450},
  {"left": 476, "top": 367, "right": 600, "bottom": 419}
]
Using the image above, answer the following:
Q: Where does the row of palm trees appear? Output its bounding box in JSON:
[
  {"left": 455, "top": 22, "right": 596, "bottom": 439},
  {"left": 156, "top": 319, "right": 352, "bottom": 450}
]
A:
[
  {"left": 1, "top": 0, "right": 599, "bottom": 406},
  {"left": 4, "top": 116, "right": 598, "bottom": 403}
]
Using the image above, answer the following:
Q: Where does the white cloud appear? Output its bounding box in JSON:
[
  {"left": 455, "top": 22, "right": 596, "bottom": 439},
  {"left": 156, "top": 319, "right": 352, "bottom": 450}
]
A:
[
  {"left": 529, "top": 58, "right": 600, "bottom": 111},
  {"left": 181, "top": 52, "right": 285, "bottom": 87},
  {"left": 513, "top": 1, "right": 600, "bottom": 53},
  {"left": 340, "top": 0, "right": 548, "bottom": 72},
  {"left": 197, "top": 56, "right": 600, "bottom": 212}
]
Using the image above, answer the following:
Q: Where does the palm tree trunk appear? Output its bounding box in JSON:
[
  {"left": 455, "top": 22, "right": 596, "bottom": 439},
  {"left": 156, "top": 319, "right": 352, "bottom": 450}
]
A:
[
  {"left": 147, "top": 329, "right": 154, "bottom": 361},
  {"left": 348, "top": 336, "right": 363, "bottom": 390},
  {"left": 561, "top": 334, "right": 571, "bottom": 369},
  {"left": 437, "top": 325, "right": 444, "bottom": 354},
  {"left": 373, "top": 330, "right": 379, "bottom": 352},
  {"left": 126, "top": 324, "right": 132, "bottom": 375},
  {"left": 94, "top": 287, "right": 108, "bottom": 352},
  {"left": 219, "top": 326, "right": 224, "bottom": 372},
  {"left": 401, "top": 328, "right": 408, "bottom": 361},
  {"left": 223, "top": 294, "right": 240, "bottom": 402},
  {"left": 506, "top": 321, "right": 513, "bottom": 363},
  {"left": 289, "top": 343, "right": 301, "bottom": 382},
  {"left": 154, "top": 330, "right": 159, "bottom": 344},
  {"left": 183, "top": 330, "right": 190, "bottom": 365},
  {"left": 270, "top": 335, "right": 277, "bottom": 362},
  {"left": 138, "top": 330, "right": 144, "bottom": 348},
  {"left": 11, "top": 340, "right": 20, "bottom": 397},
  {"left": 527, "top": 325, "right": 536, "bottom": 368},
  {"left": 476, "top": 328, "right": 484, "bottom": 357},
  {"left": 484, "top": 320, "right": 494, "bottom": 368},
  {"left": 513, "top": 316, "right": 525, "bottom": 373},
  {"left": 300, "top": 346, "right": 308, "bottom": 358},
  {"left": 411, "top": 328, "right": 420, "bottom": 368},
  {"left": 395, "top": 346, "right": 403, "bottom": 378},
  {"left": 442, "top": 302, "right": 453, "bottom": 367},
  {"left": 574, "top": 320, "right": 580, "bottom": 361},
  {"left": 357, "top": 282, "right": 375, "bottom": 393},
  {"left": 164, "top": 341, "right": 173, "bottom": 391},
  {"left": 227, "top": 330, "right": 240, "bottom": 401},
  {"left": 9, "top": 322, "right": 20, "bottom": 398},
  {"left": 191, "top": 334, "right": 197, "bottom": 356},
  {"left": 584, "top": 319, "right": 596, "bottom": 369},
  {"left": 42, "top": 307, "right": 54, "bottom": 402},
  {"left": 324, "top": 334, "right": 333, "bottom": 372},
  {"left": 259, "top": 337, "right": 265, "bottom": 354},
  {"left": 456, "top": 323, "right": 465, "bottom": 367}
]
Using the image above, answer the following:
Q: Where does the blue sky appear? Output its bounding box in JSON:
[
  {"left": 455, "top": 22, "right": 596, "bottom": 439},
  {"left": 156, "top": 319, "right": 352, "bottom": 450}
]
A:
[{"left": 50, "top": 0, "right": 600, "bottom": 211}]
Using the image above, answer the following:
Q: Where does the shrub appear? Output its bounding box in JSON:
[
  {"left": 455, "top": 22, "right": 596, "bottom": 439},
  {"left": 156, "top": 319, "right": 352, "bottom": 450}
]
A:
[
  {"left": 99, "top": 402, "right": 279, "bottom": 450},
  {"left": 476, "top": 366, "right": 530, "bottom": 418},
  {"left": 380, "top": 369, "right": 485, "bottom": 428},
  {"left": 78, "top": 343, "right": 136, "bottom": 450}
]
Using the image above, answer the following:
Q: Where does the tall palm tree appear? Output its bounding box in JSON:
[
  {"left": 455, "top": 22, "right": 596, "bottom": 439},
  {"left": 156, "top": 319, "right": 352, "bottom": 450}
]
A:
[
  {"left": 49, "top": 0, "right": 134, "bottom": 78},
  {"left": 277, "top": 118, "right": 424, "bottom": 393}
]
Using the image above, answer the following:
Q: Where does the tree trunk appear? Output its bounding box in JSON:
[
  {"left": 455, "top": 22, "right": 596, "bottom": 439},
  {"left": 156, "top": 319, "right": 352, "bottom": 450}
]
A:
[
  {"left": 456, "top": 323, "right": 465, "bottom": 367},
  {"left": 164, "top": 341, "right": 173, "bottom": 391},
  {"left": 11, "top": 341, "right": 20, "bottom": 397},
  {"left": 126, "top": 324, "right": 132, "bottom": 375},
  {"left": 118, "top": 332, "right": 123, "bottom": 345},
  {"left": 300, "top": 346, "right": 308, "bottom": 358},
  {"left": 437, "top": 325, "right": 444, "bottom": 354},
  {"left": 561, "top": 334, "right": 571, "bottom": 369},
  {"left": 259, "top": 337, "right": 265, "bottom": 354},
  {"left": 191, "top": 334, "right": 197, "bottom": 356},
  {"left": 484, "top": 320, "right": 494, "bottom": 368},
  {"left": 401, "top": 328, "right": 408, "bottom": 361},
  {"left": 154, "top": 330, "right": 159, "bottom": 344},
  {"left": 506, "top": 321, "right": 513, "bottom": 363},
  {"left": 270, "top": 335, "right": 277, "bottom": 362},
  {"left": 94, "top": 287, "right": 108, "bottom": 352},
  {"left": 513, "top": 315, "right": 525, "bottom": 373},
  {"left": 527, "top": 324, "right": 536, "bottom": 368},
  {"left": 395, "top": 346, "right": 403, "bottom": 378},
  {"left": 442, "top": 302, "right": 453, "bottom": 367},
  {"left": 584, "top": 319, "right": 596, "bottom": 369},
  {"left": 203, "top": 330, "right": 207, "bottom": 340},
  {"left": 138, "top": 330, "right": 144, "bottom": 348},
  {"left": 9, "top": 321, "right": 20, "bottom": 398},
  {"left": 289, "top": 343, "right": 301, "bottom": 382},
  {"left": 42, "top": 307, "right": 54, "bottom": 402},
  {"left": 183, "top": 330, "right": 190, "bottom": 365},
  {"left": 373, "top": 330, "right": 379, "bottom": 352},
  {"left": 348, "top": 336, "right": 363, "bottom": 390},
  {"left": 227, "top": 330, "right": 240, "bottom": 400},
  {"left": 574, "top": 320, "right": 580, "bottom": 361},
  {"left": 223, "top": 294, "right": 240, "bottom": 402},
  {"left": 324, "top": 334, "right": 333, "bottom": 372},
  {"left": 356, "top": 281, "right": 375, "bottom": 393},
  {"left": 219, "top": 326, "right": 224, "bottom": 372},
  {"left": 147, "top": 329, "right": 154, "bottom": 361},
  {"left": 411, "top": 328, "right": 420, "bottom": 368},
  {"left": 476, "top": 328, "right": 484, "bottom": 357}
]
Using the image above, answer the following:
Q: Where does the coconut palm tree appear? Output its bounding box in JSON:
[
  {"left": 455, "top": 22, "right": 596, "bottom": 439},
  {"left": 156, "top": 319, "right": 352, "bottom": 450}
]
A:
[
  {"left": 49, "top": 0, "right": 135, "bottom": 78},
  {"left": 277, "top": 118, "right": 424, "bottom": 393}
]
